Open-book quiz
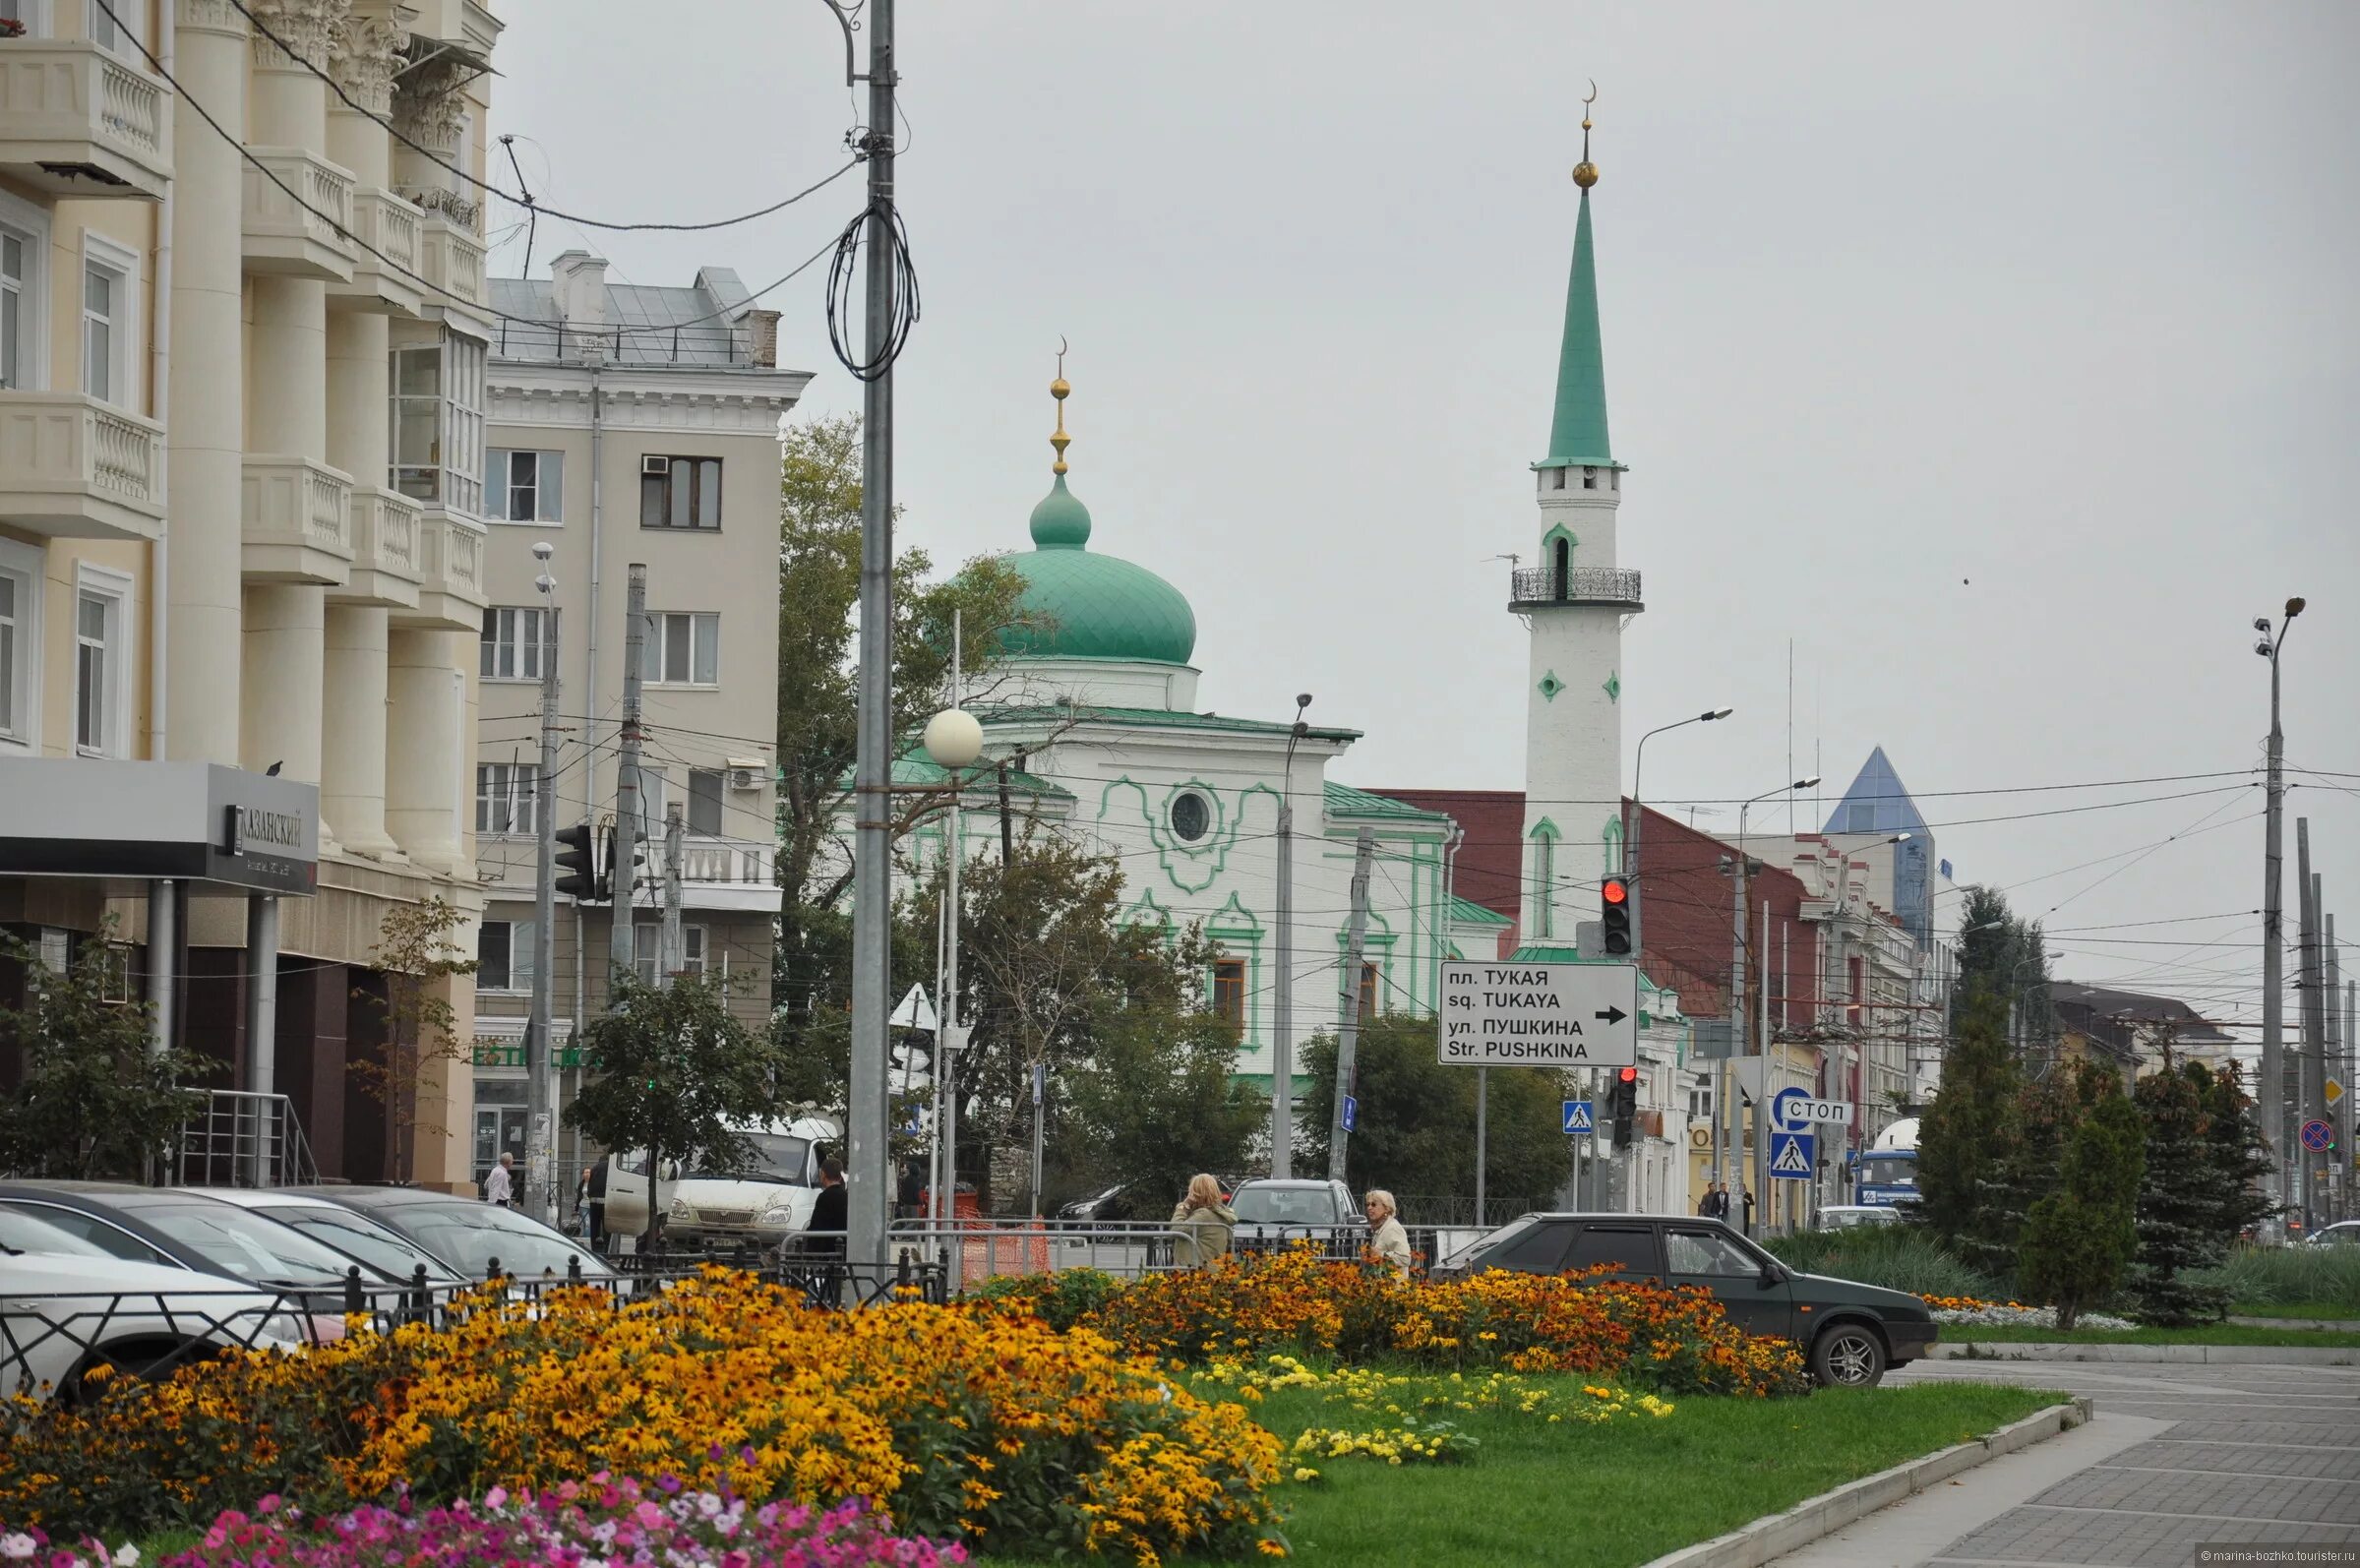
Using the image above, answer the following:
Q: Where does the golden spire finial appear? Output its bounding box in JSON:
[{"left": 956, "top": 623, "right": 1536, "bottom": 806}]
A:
[
  {"left": 1049, "top": 335, "right": 1072, "bottom": 475},
  {"left": 1573, "top": 80, "right": 1600, "bottom": 189}
]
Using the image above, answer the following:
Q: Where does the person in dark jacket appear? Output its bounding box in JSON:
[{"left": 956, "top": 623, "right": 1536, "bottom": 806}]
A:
[
  {"left": 585, "top": 1158, "right": 610, "bottom": 1253},
  {"left": 804, "top": 1158, "right": 849, "bottom": 1258}
]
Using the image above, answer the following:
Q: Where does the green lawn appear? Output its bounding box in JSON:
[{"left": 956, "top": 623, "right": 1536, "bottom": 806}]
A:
[
  {"left": 1945, "top": 1322, "right": 2360, "bottom": 1348},
  {"left": 998, "top": 1374, "right": 2064, "bottom": 1567},
  {"left": 2231, "top": 1300, "right": 2360, "bottom": 1324}
]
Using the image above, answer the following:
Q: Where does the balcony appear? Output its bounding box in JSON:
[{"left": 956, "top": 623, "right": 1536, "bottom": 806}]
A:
[
  {"left": 328, "top": 485, "right": 424, "bottom": 608},
  {"left": 1508, "top": 565, "right": 1644, "bottom": 612},
  {"left": 242, "top": 147, "right": 358, "bottom": 281},
  {"left": 680, "top": 835, "right": 779, "bottom": 911},
  {"left": 0, "top": 391, "right": 166, "bottom": 541},
  {"left": 328, "top": 186, "right": 426, "bottom": 316},
  {"left": 395, "top": 507, "right": 488, "bottom": 631},
  {"left": 0, "top": 40, "right": 171, "bottom": 200},
  {"left": 412, "top": 212, "right": 491, "bottom": 334},
  {"left": 241, "top": 455, "right": 354, "bottom": 583}
]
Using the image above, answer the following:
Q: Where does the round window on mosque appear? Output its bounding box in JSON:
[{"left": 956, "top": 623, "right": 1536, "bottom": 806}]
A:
[{"left": 1169, "top": 791, "right": 1212, "bottom": 844}]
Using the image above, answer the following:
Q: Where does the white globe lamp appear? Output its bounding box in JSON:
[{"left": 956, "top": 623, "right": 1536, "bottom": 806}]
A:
[{"left": 922, "top": 708, "right": 984, "bottom": 769}]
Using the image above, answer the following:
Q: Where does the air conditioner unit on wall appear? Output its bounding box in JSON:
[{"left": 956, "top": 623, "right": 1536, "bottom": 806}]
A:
[
  {"left": 725, "top": 758, "right": 764, "bottom": 792},
  {"left": 641, "top": 455, "right": 669, "bottom": 476}
]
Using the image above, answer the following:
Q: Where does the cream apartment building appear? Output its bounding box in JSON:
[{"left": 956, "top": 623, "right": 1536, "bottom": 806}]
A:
[
  {"left": 467, "top": 249, "right": 805, "bottom": 1182},
  {"left": 0, "top": 0, "right": 500, "bottom": 1190}
]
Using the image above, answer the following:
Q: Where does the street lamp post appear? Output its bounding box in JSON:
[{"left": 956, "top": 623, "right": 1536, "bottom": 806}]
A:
[
  {"left": 1624, "top": 708, "right": 1729, "bottom": 1214},
  {"left": 2257, "top": 598, "right": 2305, "bottom": 1233},
  {"left": 1729, "top": 776, "right": 1819, "bottom": 1236},
  {"left": 920, "top": 626, "right": 982, "bottom": 1233},
  {"left": 1272, "top": 694, "right": 1312, "bottom": 1179}
]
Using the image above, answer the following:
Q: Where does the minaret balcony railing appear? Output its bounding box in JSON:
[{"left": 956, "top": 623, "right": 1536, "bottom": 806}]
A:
[
  {"left": 0, "top": 40, "right": 171, "bottom": 201},
  {"left": 1509, "top": 565, "right": 1643, "bottom": 610}
]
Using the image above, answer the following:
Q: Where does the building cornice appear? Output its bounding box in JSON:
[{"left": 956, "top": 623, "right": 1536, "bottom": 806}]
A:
[{"left": 488, "top": 363, "right": 813, "bottom": 436}]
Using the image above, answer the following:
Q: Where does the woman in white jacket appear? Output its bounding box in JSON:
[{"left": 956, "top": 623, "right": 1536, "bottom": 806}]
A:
[{"left": 1364, "top": 1189, "right": 1413, "bottom": 1276}]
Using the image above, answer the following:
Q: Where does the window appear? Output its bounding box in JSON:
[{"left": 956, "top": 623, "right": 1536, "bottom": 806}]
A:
[
  {"left": 85, "top": 0, "right": 130, "bottom": 50},
  {"left": 73, "top": 570, "right": 127, "bottom": 756},
  {"left": 82, "top": 260, "right": 118, "bottom": 403},
  {"left": 485, "top": 449, "right": 563, "bottom": 523},
  {"left": 0, "top": 230, "right": 23, "bottom": 391},
  {"left": 0, "top": 538, "right": 36, "bottom": 747},
  {"left": 1212, "top": 958, "right": 1245, "bottom": 1035},
  {"left": 390, "top": 333, "right": 487, "bottom": 514},
  {"left": 1566, "top": 1225, "right": 1660, "bottom": 1279},
  {"left": 1358, "top": 962, "right": 1378, "bottom": 1019},
  {"left": 642, "top": 611, "right": 718, "bottom": 686},
  {"left": 473, "top": 762, "right": 538, "bottom": 837},
  {"left": 98, "top": 943, "right": 132, "bottom": 1004},
  {"left": 476, "top": 920, "right": 534, "bottom": 993},
  {"left": 639, "top": 455, "right": 721, "bottom": 530},
  {"left": 1664, "top": 1228, "right": 1758, "bottom": 1278},
  {"left": 634, "top": 923, "right": 707, "bottom": 987},
  {"left": 687, "top": 768, "right": 724, "bottom": 836},
  {"left": 1168, "top": 790, "right": 1211, "bottom": 844},
  {"left": 478, "top": 606, "right": 553, "bottom": 681},
  {"left": 1482, "top": 1219, "right": 1574, "bottom": 1275}
]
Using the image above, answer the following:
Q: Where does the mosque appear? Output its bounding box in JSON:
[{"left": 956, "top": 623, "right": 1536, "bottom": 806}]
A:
[{"left": 931, "top": 107, "right": 1697, "bottom": 1208}]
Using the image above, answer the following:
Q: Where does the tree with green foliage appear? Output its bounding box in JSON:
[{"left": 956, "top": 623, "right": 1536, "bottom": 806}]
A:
[
  {"left": 348, "top": 895, "right": 476, "bottom": 1183},
  {"left": 1913, "top": 988, "right": 2020, "bottom": 1262},
  {"left": 772, "top": 413, "right": 1030, "bottom": 1086},
  {"left": 2197, "top": 1061, "right": 2275, "bottom": 1243},
  {"left": 0, "top": 926, "right": 209, "bottom": 1180},
  {"left": 1297, "top": 1016, "right": 1569, "bottom": 1211},
  {"left": 2129, "top": 1062, "right": 2231, "bottom": 1324},
  {"left": 2019, "top": 1076, "right": 2145, "bottom": 1330},
  {"left": 567, "top": 975, "right": 796, "bottom": 1248},
  {"left": 1951, "top": 885, "right": 2052, "bottom": 1054}
]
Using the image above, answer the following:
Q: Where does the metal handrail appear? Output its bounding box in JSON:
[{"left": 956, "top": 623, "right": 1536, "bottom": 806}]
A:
[{"left": 1509, "top": 565, "right": 1643, "bottom": 606}]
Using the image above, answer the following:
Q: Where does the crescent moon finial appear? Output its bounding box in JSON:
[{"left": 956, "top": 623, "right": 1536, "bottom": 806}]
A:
[
  {"left": 1584, "top": 79, "right": 1598, "bottom": 107},
  {"left": 1575, "top": 80, "right": 1600, "bottom": 187},
  {"left": 1050, "top": 338, "right": 1073, "bottom": 474}
]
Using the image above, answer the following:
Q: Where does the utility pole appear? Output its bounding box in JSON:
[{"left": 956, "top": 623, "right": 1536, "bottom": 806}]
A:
[
  {"left": 609, "top": 564, "right": 647, "bottom": 986},
  {"left": 660, "top": 803, "right": 685, "bottom": 991},
  {"left": 933, "top": 611, "right": 965, "bottom": 1230},
  {"left": 1329, "top": 827, "right": 1375, "bottom": 1185},
  {"left": 1273, "top": 694, "right": 1311, "bottom": 1179},
  {"left": 844, "top": 0, "right": 901, "bottom": 1273},
  {"left": 1725, "top": 851, "right": 1746, "bottom": 1231},
  {"left": 2294, "top": 821, "right": 2319, "bottom": 1232},
  {"left": 2257, "top": 599, "right": 2302, "bottom": 1231},
  {"left": 526, "top": 543, "right": 559, "bottom": 1225}
]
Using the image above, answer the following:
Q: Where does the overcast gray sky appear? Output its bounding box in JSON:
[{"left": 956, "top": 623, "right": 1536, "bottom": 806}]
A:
[{"left": 489, "top": 2, "right": 2359, "bottom": 1036}]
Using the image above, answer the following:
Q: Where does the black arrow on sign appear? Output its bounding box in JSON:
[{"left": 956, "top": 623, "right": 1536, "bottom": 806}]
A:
[{"left": 1594, "top": 1005, "right": 1627, "bottom": 1025}]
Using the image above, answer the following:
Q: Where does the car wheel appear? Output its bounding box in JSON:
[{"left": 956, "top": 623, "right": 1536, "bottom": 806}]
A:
[{"left": 1810, "top": 1322, "right": 1888, "bottom": 1388}]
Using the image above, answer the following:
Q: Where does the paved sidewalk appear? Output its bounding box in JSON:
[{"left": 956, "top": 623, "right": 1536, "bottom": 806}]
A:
[{"left": 1770, "top": 1357, "right": 2360, "bottom": 1568}]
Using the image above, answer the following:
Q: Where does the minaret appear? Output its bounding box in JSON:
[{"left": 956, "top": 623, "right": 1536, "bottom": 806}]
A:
[{"left": 1515, "top": 91, "right": 1641, "bottom": 956}]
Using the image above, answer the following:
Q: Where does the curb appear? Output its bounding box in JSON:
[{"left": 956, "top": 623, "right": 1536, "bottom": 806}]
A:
[
  {"left": 1931, "top": 1342, "right": 2358, "bottom": 1366},
  {"left": 1639, "top": 1399, "right": 2091, "bottom": 1568}
]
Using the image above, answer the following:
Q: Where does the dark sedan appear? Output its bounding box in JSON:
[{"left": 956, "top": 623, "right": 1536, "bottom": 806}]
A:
[
  {"left": 1433, "top": 1211, "right": 1937, "bottom": 1386},
  {"left": 286, "top": 1185, "right": 615, "bottom": 1282}
]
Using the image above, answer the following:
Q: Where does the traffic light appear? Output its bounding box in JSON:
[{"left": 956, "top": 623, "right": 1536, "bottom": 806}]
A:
[
  {"left": 554, "top": 821, "right": 599, "bottom": 899},
  {"left": 603, "top": 823, "right": 646, "bottom": 898},
  {"left": 1601, "top": 875, "right": 1632, "bottom": 956},
  {"left": 1609, "top": 1065, "right": 1639, "bottom": 1144}
]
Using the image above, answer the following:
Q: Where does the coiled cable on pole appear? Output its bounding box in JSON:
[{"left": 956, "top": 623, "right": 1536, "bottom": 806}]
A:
[{"left": 826, "top": 199, "right": 921, "bottom": 382}]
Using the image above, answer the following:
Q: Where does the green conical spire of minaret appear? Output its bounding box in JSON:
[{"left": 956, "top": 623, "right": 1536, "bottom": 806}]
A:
[{"left": 1539, "top": 90, "right": 1618, "bottom": 470}]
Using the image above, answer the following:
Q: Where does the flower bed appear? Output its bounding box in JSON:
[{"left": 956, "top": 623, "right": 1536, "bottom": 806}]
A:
[
  {"left": 998, "top": 1250, "right": 1807, "bottom": 1398},
  {"left": 0, "top": 1272, "right": 1280, "bottom": 1565},
  {"left": 1918, "top": 1294, "right": 2135, "bottom": 1331}
]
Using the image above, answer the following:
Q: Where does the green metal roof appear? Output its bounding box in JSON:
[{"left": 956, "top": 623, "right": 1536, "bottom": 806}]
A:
[
  {"left": 1447, "top": 895, "right": 1513, "bottom": 929},
  {"left": 1536, "top": 189, "right": 1619, "bottom": 471},
  {"left": 997, "top": 475, "right": 1199, "bottom": 666},
  {"left": 880, "top": 754, "right": 1074, "bottom": 800},
  {"left": 983, "top": 704, "right": 1363, "bottom": 742},
  {"left": 1322, "top": 780, "right": 1452, "bottom": 823}
]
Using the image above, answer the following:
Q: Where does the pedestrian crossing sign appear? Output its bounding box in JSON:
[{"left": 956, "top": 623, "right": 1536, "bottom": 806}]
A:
[
  {"left": 1563, "top": 1100, "right": 1595, "bottom": 1136},
  {"left": 1769, "top": 1130, "right": 1815, "bottom": 1180}
]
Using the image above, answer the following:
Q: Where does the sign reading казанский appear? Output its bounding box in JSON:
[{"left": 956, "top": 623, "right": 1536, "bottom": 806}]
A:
[{"left": 1438, "top": 960, "right": 1640, "bottom": 1068}]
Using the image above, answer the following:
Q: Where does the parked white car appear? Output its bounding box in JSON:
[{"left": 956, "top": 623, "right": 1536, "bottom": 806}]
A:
[
  {"left": 0, "top": 1244, "right": 305, "bottom": 1403},
  {"left": 1818, "top": 1205, "right": 1904, "bottom": 1231},
  {"left": 601, "top": 1116, "right": 840, "bottom": 1250}
]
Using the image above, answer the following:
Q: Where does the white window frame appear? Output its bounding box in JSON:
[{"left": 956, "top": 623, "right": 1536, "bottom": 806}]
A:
[
  {"left": 484, "top": 448, "right": 563, "bottom": 524},
  {"left": 83, "top": 0, "right": 132, "bottom": 50},
  {"left": 0, "top": 3, "right": 56, "bottom": 40},
  {"left": 477, "top": 918, "right": 535, "bottom": 994},
  {"left": 634, "top": 921, "right": 708, "bottom": 987},
  {"left": 477, "top": 605, "right": 553, "bottom": 683},
  {"left": 473, "top": 760, "right": 538, "bottom": 837},
  {"left": 72, "top": 561, "right": 131, "bottom": 758},
  {"left": 0, "top": 189, "right": 51, "bottom": 394},
  {"left": 638, "top": 454, "right": 723, "bottom": 531},
  {"left": 79, "top": 231, "right": 138, "bottom": 410},
  {"left": 0, "top": 534, "right": 43, "bottom": 751},
  {"left": 389, "top": 332, "right": 486, "bottom": 516},
  {"left": 642, "top": 610, "right": 719, "bottom": 688}
]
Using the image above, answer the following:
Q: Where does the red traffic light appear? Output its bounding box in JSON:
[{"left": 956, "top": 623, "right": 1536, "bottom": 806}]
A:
[
  {"left": 1602, "top": 877, "right": 1629, "bottom": 905},
  {"left": 1617, "top": 1066, "right": 1638, "bottom": 1083}
]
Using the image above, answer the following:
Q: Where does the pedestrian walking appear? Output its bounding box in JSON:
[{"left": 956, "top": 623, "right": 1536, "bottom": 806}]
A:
[
  {"left": 1170, "top": 1173, "right": 1237, "bottom": 1268},
  {"left": 1363, "top": 1189, "right": 1413, "bottom": 1276},
  {"left": 1696, "top": 1183, "right": 1719, "bottom": 1219},
  {"left": 585, "top": 1156, "right": 610, "bottom": 1253},
  {"left": 482, "top": 1152, "right": 514, "bottom": 1208},
  {"left": 1741, "top": 1185, "right": 1757, "bottom": 1235},
  {"left": 803, "top": 1158, "right": 849, "bottom": 1259}
]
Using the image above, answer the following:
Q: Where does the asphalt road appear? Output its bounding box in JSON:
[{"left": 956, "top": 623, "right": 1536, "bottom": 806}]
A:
[{"left": 1772, "top": 1356, "right": 2360, "bottom": 1568}]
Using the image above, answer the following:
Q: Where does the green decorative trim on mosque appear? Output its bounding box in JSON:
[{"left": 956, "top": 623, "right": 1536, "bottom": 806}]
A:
[
  {"left": 1539, "top": 671, "right": 1565, "bottom": 702},
  {"left": 1603, "top": 671, "right": 1620, "bottom": 702}
]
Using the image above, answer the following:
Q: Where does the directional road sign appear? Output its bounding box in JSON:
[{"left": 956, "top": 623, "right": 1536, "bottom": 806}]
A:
[
  {"left": 2301, "top": 1118, "right": 2334, "bottom": 1154},
  {"left": 1439, "top": 960, "right": 1639, "bottom": 1067},
  {"left": 1768, "top": 1130, "right": 1816, "bottom": 1180},
  {"left": 1772, "top": 1089, "right": 1853, "bottom": 1130},
  {"left": 1343, "top": 1095, "right": 1359, "bottom": 1133},
  {"left": 1563, "top": 1100, "right": 1596, "bottom": 1136},
  {"left": 2329, "top": 1079, "right": 2346, "bottom": 1110}
]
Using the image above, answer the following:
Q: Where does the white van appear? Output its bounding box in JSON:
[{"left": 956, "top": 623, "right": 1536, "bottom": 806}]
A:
[{"left": 600, "top": 1116, "right": 840, "bottom": 1251}]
